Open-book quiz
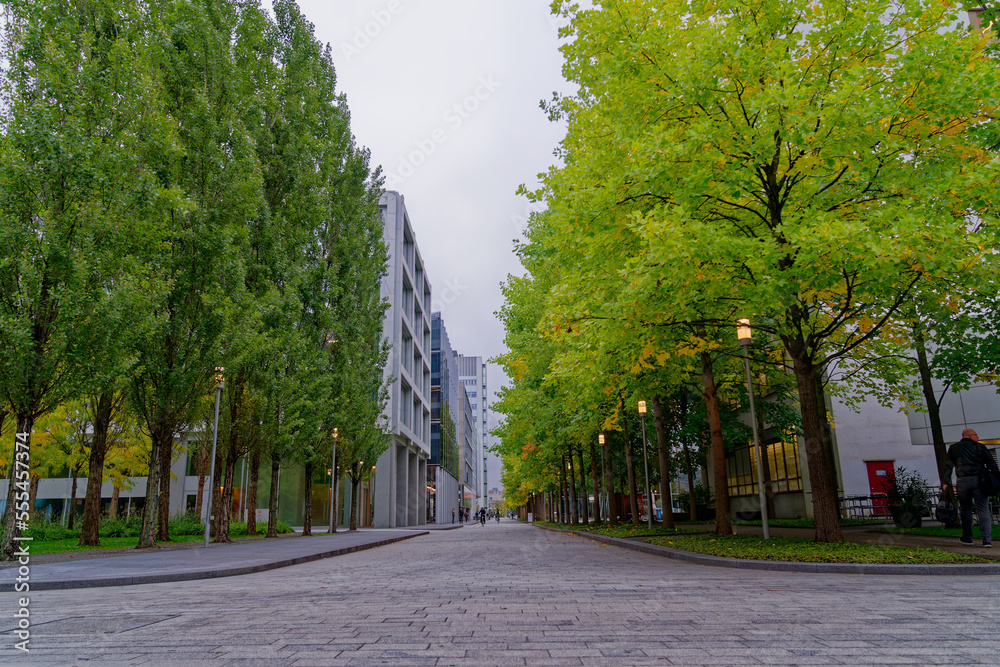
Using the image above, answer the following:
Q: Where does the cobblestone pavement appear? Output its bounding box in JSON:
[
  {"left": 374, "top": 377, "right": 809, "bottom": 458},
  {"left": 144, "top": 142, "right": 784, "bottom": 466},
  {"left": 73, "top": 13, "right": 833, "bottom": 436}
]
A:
[{"left": 3, "top": 520, "right": 998, "bottom": 666}]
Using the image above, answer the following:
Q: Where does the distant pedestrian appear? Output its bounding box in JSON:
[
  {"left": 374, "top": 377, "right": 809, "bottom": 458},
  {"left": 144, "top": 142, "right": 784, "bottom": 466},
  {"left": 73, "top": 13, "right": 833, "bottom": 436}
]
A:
[
  {"left": 451, "top": 507, "right": 455, "bottom": 524},
  {"left": 942, "top": 428, "right": 999, "bottom": 547}
]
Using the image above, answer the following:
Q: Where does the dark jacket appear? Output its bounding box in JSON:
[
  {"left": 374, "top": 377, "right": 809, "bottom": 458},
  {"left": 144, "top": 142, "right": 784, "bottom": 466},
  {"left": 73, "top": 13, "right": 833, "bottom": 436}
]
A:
[{"left": 944, "top": 438, "right": 996, "bottom": 481}]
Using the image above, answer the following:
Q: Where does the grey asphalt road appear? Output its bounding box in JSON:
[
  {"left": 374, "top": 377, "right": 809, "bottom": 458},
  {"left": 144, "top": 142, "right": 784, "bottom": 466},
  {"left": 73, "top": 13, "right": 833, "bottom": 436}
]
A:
[{"left": 2, "top": 520, "right": 997, "bottom": 666}]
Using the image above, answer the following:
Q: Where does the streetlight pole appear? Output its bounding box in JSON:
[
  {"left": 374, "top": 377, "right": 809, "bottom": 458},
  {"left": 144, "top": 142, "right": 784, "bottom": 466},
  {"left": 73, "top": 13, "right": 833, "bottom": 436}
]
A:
[
  {"left": 329, "top": 428, "right": 338, "bottom": 534},
  {"left": 637, "top": 401, "right": 653, "bottom": 530},
  {"left": 598, "top": 434, "right": 609, "bottom": 522},
  {"left": 203, "top": 367, "right": 224, "bottom": 547},
  {"left": 737, "top": 318, "right": 770, "bottom": 540}
]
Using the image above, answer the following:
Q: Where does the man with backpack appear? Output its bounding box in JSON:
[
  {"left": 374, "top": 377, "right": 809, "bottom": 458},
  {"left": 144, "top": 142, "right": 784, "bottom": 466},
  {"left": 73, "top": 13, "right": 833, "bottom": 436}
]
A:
[{"left": 942, "top": 429, "right": 1000, "bottom": 548}]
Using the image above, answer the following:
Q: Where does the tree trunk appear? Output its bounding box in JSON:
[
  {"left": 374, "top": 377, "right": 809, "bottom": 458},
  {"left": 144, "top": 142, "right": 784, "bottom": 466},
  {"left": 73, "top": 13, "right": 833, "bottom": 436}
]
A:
[
  {"left": 217, "top": 445, "right": 239, "bottom": 543},
  {"left": 914, "top": 323, "right": 958, "bottom": 525},
  {"left": 210, "top": 442, "right": 224, "bottom": 538},
  {"left": 589, "top": 438, "right": 602, "bottom": 524},
  {"left": 566, "top": 449, "right": 578, "bottom": 524},
  {"left": 109, "top": 485, "right": 120, "bottom": 519},
  {"left": 622, "top": 409, "right": 640, "bottom": 526},
  {"left": 602, "top": 431, "right": 614, "bottom": 521},
  {"left": 302, "top": 460, "right": 314, "bottom": 536},
  {"left": 195, "top": 452, "right": 206, "bottom": 521},
  {"left": 754, "top": 390, "right": 776, "bottom": 520},
  {"left": 156, "top": 431, "right": 172, "bottom": 541},
  {"left": 328, "top": 449, "right": 338, "bottom": 533},
  {"left": 785, "top": 337, "right": 843, "bottom": 543},
  {"left": 136, "top": 430, "right": 164, "bottom": 549},
  {"left": 349, "top": 473, "right": 359, "bottom": 531},
  {"left": 28, "top": 475, "right": 40, "bottom": 516},
  {"left": 558, "top": 454, "right": 569, "bottom": 523},
  {"left": 266, "top": 456, "right": 280, "bottom": 538},
  {"left": 246, "top": 446, "right": 261, "bottom": 535},
  {"left": 2, "top": 414, "right": 35, "bottom": 560},
  {"left": 576, "top": 443, "right": 589, "bottom": 525},
  {"left": 651, "top": 395, "right": 675, "bottom": 529},
  {"left": 701, "top": 350, "right": 732, "bottom": 535},
  {"left": 66, "top": 467, "right": 78, "bottom": 530},
  {"left": 80, "top": 392, "right": 115, "bottom": 546},
  {"left": 680, "top": 388, "right": 698, "bottom": 520}
]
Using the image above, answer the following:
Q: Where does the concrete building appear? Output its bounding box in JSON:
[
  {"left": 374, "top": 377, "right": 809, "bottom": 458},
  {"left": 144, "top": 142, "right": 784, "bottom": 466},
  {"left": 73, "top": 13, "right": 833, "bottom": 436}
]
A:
[
  {"left": 458, "top": 355, "right": 488, "bottom": 509},
  {"left": 372, "top": 191, "right": 432, "bottom": 528},
  {"left": 429, "top": 313, "right": 461, "bottom": 523}
]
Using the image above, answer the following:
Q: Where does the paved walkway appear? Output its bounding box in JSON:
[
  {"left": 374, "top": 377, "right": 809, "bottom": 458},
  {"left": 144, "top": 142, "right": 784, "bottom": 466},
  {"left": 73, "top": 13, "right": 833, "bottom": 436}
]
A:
[
  {"left": 2, "top": 519, "right": 997, "bottom": 666},
  {"left": 0, "top": 528, "right": 432, "bottom": 591}
]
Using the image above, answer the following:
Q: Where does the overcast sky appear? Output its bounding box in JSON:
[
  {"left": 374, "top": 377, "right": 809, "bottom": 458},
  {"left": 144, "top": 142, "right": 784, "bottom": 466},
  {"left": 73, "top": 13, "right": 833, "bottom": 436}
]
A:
[{"left": 285, "top": 1, "right": 574, "bottom": 489}]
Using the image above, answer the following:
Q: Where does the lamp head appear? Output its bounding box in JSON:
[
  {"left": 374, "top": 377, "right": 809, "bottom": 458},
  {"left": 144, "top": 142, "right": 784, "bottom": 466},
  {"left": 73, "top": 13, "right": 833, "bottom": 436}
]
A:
[
  {"left": 215, "top": 366, "right": 225, "bottom": 388},
  {"left": 638, "top": 400, "right": 647, "bottom": 416},
  {"left": 332, "top": 427, "right": 339, "bottom": 439},
  {"left": 598, "top": 433, "right": 605, "bottom": 445},
  {"left": 736, "top": 318, "right": 752, "bottom": 346}
]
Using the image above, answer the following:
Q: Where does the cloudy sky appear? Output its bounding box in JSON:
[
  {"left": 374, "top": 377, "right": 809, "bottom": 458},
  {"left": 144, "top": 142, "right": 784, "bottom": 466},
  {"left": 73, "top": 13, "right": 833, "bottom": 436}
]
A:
[{"left": 286, "top": 1, "right": 574, "bottom": 488}]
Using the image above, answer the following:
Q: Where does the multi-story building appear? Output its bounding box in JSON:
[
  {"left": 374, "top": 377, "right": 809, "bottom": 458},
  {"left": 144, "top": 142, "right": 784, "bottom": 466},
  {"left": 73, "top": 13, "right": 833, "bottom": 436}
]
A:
[
  {"left": 457, "top": 356, "right": 488, "bottom": 509},
  {"left": 372, "top": 191, "right": 432, "bottom": 528},
  {"left": 429, "top": 313, "right": 461, "bottom": 523}
]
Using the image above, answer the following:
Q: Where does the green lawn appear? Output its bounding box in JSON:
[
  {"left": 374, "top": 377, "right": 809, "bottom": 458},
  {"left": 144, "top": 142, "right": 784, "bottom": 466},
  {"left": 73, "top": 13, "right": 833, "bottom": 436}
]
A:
[
  {"left": 26, "top": 534, "right": 208, "bottom": 555},
  {"left": 646, "top": 533, "right": 988, "bottom": 564}
]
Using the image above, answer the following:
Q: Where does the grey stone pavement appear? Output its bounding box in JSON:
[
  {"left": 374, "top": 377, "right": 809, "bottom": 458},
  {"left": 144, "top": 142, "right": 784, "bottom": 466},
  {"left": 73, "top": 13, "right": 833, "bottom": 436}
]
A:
[{"left": 2, "top": 519, "right": 998, "bottom": 666}]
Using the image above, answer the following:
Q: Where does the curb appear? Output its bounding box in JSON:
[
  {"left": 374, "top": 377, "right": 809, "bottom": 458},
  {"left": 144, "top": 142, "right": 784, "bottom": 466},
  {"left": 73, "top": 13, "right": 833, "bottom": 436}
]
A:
[
  {"left": 2, "top": 531, "right": 428, "bottom": 592},
  {"left": 534, "top": 525, "right": 1000, "bottom": 576}
]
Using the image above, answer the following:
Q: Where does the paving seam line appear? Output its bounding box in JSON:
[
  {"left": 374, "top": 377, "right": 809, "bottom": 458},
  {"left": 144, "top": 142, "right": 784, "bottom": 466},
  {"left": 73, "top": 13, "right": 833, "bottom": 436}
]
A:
[
  {"left": 0, "top": 531, "right": 429, "bottom": 592},
  {"left": 533, "top": 524, "right": 999, "bottom": 576}
]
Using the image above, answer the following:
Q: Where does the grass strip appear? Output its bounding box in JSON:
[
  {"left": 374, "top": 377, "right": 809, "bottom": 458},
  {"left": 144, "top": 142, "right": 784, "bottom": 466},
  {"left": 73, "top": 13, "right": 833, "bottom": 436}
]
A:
[{"left": 646, "top": 533, "right": 990, "bottom": 564}]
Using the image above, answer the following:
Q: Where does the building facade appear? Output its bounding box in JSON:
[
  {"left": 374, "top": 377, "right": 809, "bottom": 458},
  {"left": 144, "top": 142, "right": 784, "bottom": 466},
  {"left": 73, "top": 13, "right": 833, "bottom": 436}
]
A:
[
  {"left": 372, "top": 191, "right": 432, "bottom": 528},
  {"left": 457, "top": 355, "right": 488, "bottom": 509},
  {"left": 429, "top": 313, "right": 461, "bottom": 523}
]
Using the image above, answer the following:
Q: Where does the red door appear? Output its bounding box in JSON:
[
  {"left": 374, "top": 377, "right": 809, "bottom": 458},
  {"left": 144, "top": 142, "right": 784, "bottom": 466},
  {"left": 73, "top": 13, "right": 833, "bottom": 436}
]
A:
[{"left": 866, "top": 461, "right": 894, "bottom": 516}]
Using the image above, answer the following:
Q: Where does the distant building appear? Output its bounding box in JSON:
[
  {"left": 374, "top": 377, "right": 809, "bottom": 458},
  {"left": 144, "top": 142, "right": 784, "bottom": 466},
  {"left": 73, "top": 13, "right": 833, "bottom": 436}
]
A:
[
  {"left": 457, "top": 355, "right": 488, "bottom": 509},
  {"left": 372, "top": 191, "right": 432, "bottom": 528},
  {"left": 429, "top": 313, "right": 461, "bottom": 523}
]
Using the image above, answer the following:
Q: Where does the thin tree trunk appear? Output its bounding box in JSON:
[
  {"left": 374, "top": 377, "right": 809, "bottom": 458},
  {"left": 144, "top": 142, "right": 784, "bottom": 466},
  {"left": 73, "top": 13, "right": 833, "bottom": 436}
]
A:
[
  {"left": 785, "top": 334, "right": 843, "bottom": 543},
  {"left": 195, "top": 451, "right": 206, "bottom": 520},
  {"left": 2, "top": 414, "right": 35, "bottom": 559},
  {"left": 576, "top": 443, "right": 589, "bottom": 525},
  {"left": 67, "top": 467, "right": 78, "bottom": 530},
  {"left": 28, "top": 475, "right": 40, "bottom": 516},
  {"left": 651, "top": 395, "right": 676, "bottom": 529},
  {"left": 156, "top": 431, "right": 172, "bottom": 541},
  {"left": 602, "top": 431, "right": 614, "bottom": 521},
  {"left": 210, "top": 441, "right": 224, "bottom": 538},
  {"left": 701, "top": 350, "right": 732, "bottom": 535},
  {"left": 754, "top": 390, "right": 776, "bottom": 520},
  {"left": 246, "top": 446, "right": 261, "bottom": 535},
  {"left": 589, "top": 438, "right": 601, "bottom": 524},
  {"left": 566, "top": 450, "right": 578, "bottom": 524},
  {"left": 302, "top": 460, "right": 314, "bottom": 536},
  {"left": 914, "top": 323, "right": 959, "bottom": 526},
  {"left": 559, "top": 454, "right": 569, "bottom": 523},
  {"left": 679, "top": 388, "right": 698, "bottom": 520},
  {"left": 137, "top": 430, "right": 164, "bottom": 549},
  {"left": 80, "top": 392, "right": 115, "bottom": 546},
  {"left": 266, "top": 456, "right": 280, "bottom": 538},
  {"left": 109, "top": 485, "right": 120, "bottom": 519},
  {"left": 622, "top": 408, "right": 640, "bottom": 526}
]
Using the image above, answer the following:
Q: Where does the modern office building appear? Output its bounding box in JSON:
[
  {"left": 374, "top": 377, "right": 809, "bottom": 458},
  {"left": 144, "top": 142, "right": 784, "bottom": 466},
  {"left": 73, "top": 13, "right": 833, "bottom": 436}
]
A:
[
  {"left": 457, "top": 355, "right": 488, "bottom": 509},
  {"left": 429, "top": 313, "right": 461, "bottom": 523},
  {"left": 372, "top": 190, "right": 432, "bottom": 528}
]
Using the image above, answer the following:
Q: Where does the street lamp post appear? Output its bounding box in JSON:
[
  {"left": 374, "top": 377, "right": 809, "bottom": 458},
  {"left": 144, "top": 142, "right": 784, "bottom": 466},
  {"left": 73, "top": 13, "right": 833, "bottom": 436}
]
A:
[
  {"left": 737, "top": 318, "right": 770, "bottom": 540},
  {"left": 329, "top": 427, "right": 338, "bottom": 534},
  {"left": 598, "top": 434, "right": 608, "bottom": 522},
  {"left": 637, "top": 401, "right": 654, "bottom": 530},
  {"left": 203, "top": 367, "right": 225, "bottom": 547}
]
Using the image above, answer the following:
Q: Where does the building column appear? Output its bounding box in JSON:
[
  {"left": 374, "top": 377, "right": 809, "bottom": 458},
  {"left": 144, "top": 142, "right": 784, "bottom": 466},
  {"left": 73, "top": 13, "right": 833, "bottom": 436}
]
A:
[
  {"left": 374, "top": 444, "right": 397, "bottom": 528},
  {"left": 407, "top": 449, "right": 419, "bottom": 526},
  {"left": 395, "top": 444, "right": 408, "bottom": 527},
  {"left": 418, "top": 457, "right": 427, "bottom": 525}
]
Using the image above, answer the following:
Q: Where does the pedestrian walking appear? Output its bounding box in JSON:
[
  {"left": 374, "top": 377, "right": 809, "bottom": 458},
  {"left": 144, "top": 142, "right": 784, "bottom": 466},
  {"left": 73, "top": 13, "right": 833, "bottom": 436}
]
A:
[
  {"left": 942, "top": 428, "right": 999, "bottom": 547},
  {"left": 451, "top": 507, "right": 455, "bottom": 524}
]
